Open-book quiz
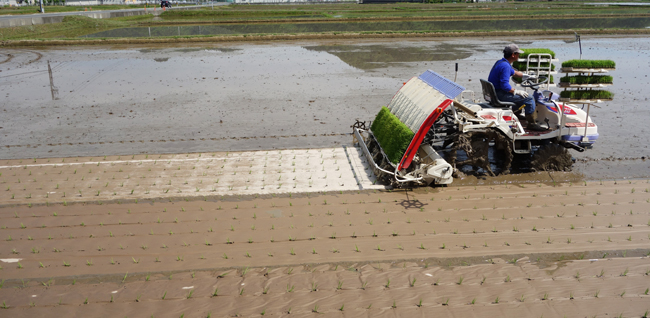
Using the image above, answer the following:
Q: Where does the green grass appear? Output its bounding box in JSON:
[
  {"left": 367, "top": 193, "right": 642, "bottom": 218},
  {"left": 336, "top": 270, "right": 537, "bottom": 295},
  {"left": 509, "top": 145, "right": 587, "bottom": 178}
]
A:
[
  {"left": 562, "top": 59, "right": 616, "bottom": 69},
  {"left": 370, "top": 106, "right": 414, "bottom": 164},
  {"left": 559, "top": 90, "right": 613, "bottom": 100},
  {"left": 559, "top": 75, "right": 613, "bottom": 84},
  {"left": 520, "top": 48, "right": 556, "bottom": 59},
  {"left": 163, "top": 9, "right": 320, "bottom": 18},
  {"left": 513, "top": 61, "right": 555, "bottom": 72},
  {"left": 3, "top": 3, "right": 644, "bottom": 42},
  {"left": 0, "top": 15, "right": 143, "bottom": 40}
]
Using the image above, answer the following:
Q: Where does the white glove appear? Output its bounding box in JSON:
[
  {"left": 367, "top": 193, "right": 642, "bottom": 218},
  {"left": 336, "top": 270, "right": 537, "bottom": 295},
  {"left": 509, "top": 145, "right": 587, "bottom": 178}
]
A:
[
  {"left": 522, "top": 74, "right": 537, "bottom": 81},
  {"left": 514, "top": 89, "right": 529, "bottom": 98}
]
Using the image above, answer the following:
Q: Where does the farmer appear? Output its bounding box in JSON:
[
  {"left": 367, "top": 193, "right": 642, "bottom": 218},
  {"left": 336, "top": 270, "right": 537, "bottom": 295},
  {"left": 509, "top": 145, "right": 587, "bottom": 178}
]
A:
[{"left": 488, "top": 44, "right": 546, "bottom": 131}]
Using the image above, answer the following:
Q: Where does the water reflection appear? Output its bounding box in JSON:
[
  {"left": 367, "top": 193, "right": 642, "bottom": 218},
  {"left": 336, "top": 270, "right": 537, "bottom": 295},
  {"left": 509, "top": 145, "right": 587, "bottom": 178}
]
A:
[
  {"left": 304, "top": 44, "right": 475, "bottom": 70},
  {"left": 85, "top": 17, "right": 650, "bottom": 38}
]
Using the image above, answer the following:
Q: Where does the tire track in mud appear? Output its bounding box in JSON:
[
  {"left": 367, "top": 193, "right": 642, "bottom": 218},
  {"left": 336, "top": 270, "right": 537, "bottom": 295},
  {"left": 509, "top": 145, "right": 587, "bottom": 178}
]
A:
[
  {"left": 0, "top": 52, "right": 13, "bottom": 64},
  {"left": 0, "top": 50, "right": 42, "bottom": 66},
  {"left": 24, "top": 50, "right": 42, "bottom": 65}
]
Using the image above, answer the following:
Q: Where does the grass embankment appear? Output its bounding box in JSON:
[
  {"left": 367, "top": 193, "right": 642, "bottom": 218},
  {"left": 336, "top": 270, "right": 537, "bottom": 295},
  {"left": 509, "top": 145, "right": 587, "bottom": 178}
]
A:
[
  {"left": 2, "top": 3, "right": 650, "bottom": 43},
  {"left": 0, "top": 15, "right": 147, "bottom": 40},
  {"left": 159, "top": 3, "right": 650, "bottom": 21},
  {"left": 370, "top": 106, "right": 414, "bottom": 164},
  {"left": 0, "top": 4, "right": 187, "bottom": 15}
]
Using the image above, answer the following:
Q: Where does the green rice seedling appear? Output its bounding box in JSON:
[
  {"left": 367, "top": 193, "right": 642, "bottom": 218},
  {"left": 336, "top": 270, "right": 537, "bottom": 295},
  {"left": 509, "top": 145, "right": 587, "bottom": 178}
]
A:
[
  {"left": 494, "top": 296, "right": 500, "bottom": 304},
  {"left": 457, "top": 276, "right": 464, "bottom": 285},
  {"left": 441, "top": 243, "right": 446, "bottom": 249},
  {"left": 63, "top": 260, "right": 70, "bottom": 267},
  {"left": 595, "top": 290, "right": 600, "bottom": 298},
  {"left": 409, "top": 278, "right": 417, "bottom": 287},
  {"left": 505, "top": 275, "right": 511, "bottom": 283},
  {"left": 86, "top": 259, "right": 93, "bottom": 266},
  {"left": 542, "top": 292, "right": 549, "bottom": 300},
  {"left": 644, "top": 288, "right": 649, "bottom": 295},
  {"left": 621, "top": 268, "right": 629, "bottom": 276},
  {"left": 286, "top": 284, "right": 295, "bottom": 293}
]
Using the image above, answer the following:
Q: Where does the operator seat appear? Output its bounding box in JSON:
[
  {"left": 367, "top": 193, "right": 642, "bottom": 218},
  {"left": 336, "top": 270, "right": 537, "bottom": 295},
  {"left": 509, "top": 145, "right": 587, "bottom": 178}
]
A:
[{"left": 479, "top": 79, "right": 516, "bottom": 109}]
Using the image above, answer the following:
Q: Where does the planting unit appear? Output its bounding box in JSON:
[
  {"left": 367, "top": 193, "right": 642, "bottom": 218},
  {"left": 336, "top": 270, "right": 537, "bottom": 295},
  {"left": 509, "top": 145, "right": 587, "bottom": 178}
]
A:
[{"left": 558, "top": 60, "right": 615, "bottom": 146}]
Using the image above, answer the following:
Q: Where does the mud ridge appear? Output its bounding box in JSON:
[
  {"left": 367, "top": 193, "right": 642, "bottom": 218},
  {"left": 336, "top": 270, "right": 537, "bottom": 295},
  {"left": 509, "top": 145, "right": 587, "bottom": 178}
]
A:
[
  {"left": 147, "top": 13, "right": 650, "bottom": 25},
  {"left": 3, "top": 28, "right": 650, "bottom": 47}
]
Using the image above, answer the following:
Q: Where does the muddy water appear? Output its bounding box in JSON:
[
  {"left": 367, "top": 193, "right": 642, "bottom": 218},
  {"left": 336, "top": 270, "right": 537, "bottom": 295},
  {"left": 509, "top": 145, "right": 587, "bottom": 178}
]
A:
[
  {"left": 0, "top": 35, "right": 648, "bottom": 180},
  {"left": 83, "top": 17, "right": 650, "bottom": 38}
]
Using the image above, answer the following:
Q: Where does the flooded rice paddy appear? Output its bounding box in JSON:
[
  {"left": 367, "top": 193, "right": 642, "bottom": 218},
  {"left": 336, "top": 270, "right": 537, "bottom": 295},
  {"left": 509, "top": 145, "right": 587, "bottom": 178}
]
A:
[
  {"left": 0, "top": 35, "right": 649, "bottom": 180},
  {"left": 83, "top": 17, "right": 650, "bottom": 38}
]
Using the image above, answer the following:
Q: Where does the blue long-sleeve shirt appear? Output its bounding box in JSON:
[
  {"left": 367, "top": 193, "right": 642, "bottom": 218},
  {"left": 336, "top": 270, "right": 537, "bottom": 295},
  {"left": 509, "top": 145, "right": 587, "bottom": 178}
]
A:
[{"left": 487, "top": 58, "right": 514, "bottom": 92}]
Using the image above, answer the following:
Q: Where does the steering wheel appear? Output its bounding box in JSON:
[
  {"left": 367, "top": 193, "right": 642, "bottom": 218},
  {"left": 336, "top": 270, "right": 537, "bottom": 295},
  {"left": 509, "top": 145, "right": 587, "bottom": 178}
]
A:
[{"left": 520, "top": 75, "right": 549, "bottom": 89}]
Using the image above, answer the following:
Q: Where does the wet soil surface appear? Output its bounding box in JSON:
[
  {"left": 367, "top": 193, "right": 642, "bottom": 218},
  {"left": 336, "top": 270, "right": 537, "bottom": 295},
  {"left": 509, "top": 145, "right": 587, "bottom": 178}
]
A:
[
  {"left": 1, "top": 35, "right": 649, "bottom": 180},
  {"left": 1, "top": 180, "right": 649, "bottom": 317}
]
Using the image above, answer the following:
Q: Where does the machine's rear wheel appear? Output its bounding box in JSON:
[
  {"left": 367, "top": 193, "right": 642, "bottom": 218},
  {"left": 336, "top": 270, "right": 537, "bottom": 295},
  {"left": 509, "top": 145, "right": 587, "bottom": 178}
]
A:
[
  {"left": 531, "top": 143, "right": 573, "bottom": 172},
  {"left": 448, "top": 130, "right": 513, "bottom": 176}
]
